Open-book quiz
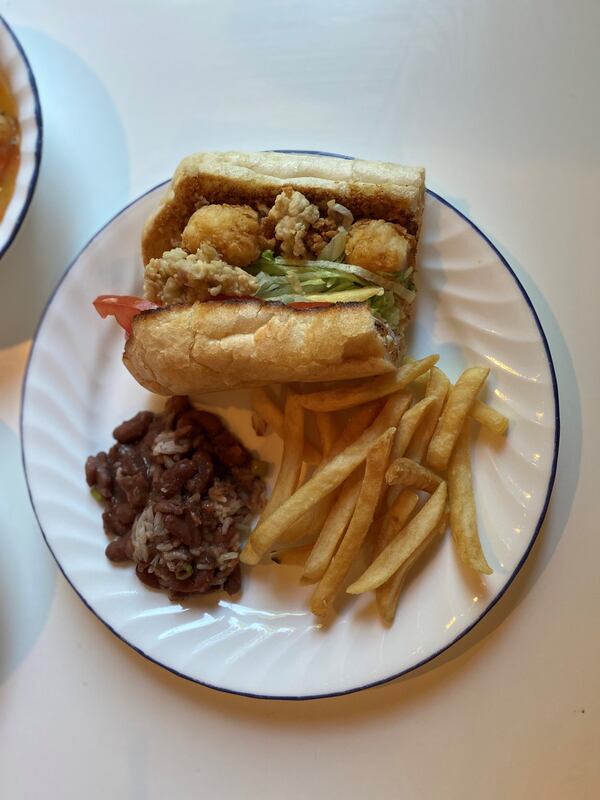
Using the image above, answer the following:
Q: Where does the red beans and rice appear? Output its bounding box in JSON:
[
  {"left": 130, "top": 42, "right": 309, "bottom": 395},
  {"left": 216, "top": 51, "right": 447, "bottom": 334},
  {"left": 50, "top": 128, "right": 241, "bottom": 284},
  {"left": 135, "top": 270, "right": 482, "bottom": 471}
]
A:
[{"left": 85, "top": 396, "right": 266, "bottom": 598}]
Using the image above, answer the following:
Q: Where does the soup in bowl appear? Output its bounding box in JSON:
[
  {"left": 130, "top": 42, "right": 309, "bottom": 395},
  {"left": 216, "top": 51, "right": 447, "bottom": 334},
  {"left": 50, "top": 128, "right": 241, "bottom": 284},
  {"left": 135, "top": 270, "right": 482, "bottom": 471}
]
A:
[{"left": 0, "top": 16, "right": 42, "bottom": 258}]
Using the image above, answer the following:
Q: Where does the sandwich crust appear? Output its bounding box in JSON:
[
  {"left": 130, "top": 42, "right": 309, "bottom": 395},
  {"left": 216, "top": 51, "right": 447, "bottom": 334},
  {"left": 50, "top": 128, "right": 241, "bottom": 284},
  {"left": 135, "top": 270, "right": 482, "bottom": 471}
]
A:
[
  {"left": 142, "top": 151, "right": 425, "bottom": 264},
  {"left": 123, "top": 298, "right": 401, "bottom": 395}
]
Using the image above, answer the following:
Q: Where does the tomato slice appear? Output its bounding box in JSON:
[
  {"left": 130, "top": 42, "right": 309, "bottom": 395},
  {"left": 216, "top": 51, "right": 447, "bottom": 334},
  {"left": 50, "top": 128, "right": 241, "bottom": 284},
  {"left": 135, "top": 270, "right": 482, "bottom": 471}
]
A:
[{"left": 93, "top": 295, "right": 159, "bottom": 336}]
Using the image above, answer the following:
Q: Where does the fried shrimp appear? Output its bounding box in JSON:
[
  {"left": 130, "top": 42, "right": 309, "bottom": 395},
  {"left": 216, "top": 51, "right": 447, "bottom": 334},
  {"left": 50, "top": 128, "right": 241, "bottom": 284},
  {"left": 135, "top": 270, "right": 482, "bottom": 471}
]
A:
[
  {"left": 345, "top": 219, "right": 413, "bottom": 274},
  {"left": 262, "top": 187, "right": 320, "bottom": 259},
  {"left": 182, "top": 204, "right": 261, "bottom": 267},
  {"left": 144, "top": 245, "right": 258, "bottom": 304}
]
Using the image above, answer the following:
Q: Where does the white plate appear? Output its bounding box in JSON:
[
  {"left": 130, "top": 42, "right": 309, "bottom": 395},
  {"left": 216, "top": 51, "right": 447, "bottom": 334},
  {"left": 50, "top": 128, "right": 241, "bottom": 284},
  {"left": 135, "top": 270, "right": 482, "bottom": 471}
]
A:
[
  {"left": 21, "top": 172, "right": 559, "bottom": 699},
  {"left": 0, "top": 16, "right": 42, "bottom": 258}
]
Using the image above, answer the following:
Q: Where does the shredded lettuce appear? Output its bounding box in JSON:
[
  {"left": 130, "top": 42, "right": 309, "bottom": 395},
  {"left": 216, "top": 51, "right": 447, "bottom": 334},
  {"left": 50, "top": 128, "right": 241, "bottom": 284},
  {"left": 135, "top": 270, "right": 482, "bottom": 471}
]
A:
[
  {"left": 370, "top": 290, "right": 402, "bottom": 328},
  {"left": 245, "top": 251, "right": 408, "bottom": 326},
  {"left": 395, "top": 267, "right": 416, "bottom": 294},
  {"left": 318, "top": 229, "right": 347, "bottom": 261}
]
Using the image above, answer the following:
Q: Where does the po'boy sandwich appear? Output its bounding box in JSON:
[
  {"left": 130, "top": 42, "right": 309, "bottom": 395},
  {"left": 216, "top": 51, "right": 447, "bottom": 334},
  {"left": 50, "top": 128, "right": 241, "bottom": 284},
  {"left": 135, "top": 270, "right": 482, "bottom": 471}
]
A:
[{"left": 95, "top": 151, "right": 425, "bottom": 394}]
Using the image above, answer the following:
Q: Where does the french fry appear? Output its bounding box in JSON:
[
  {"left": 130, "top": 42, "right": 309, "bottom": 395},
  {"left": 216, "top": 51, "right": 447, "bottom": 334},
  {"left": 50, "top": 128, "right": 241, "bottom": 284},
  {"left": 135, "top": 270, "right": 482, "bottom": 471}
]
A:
[
  {"left": 240, "top": 392, "right": 410, "bottom": 564},
  {"left": 403, "top": 355, "right": 430, "bottom": 388},
  {"left": 251, "top": 387, "right": 321, "bottom": 465},
  {"left": 279, "top": 401, "right": 376, "bottom": 547},
  {"left": 326, "top": 399, "right": 392, "bottom": 461},
  {"left": 281, "top": 402, "right": 385, "bottom": 549},
  {"left": 270, "top": 543, "right": 315, "bottom": 567},
  {"left": 258, "top": 393, "right": 304, "bottom": 521},
  {"left": 402, "top": 361, "right": 508, "bottom": 438},
  {"left": 246, "top": 350, "right": 508, "bottom": 629},
  {"left": 379, "top": 395, "right": 436, "bottom": 507},
  {"left": 297, "top": 355, "right": 439, "bottom": 412},
  {"left": 392, "top": 395, "right": 436, "bottom": 462},
  {"left": 374, "top": 488, "right": 420, "bottom": 557},
  {"left": 346, "top": 481, "right": 447, "bottom": 594},
  {"left": 315, "top": 411, "right": 339, "bottom": 458},
  {"left": 281, "top": 401, "right": 392, "bottom": 549},
  {"left": 386, "top": 458, "right": 443, "bottom": 494},
  {"left": 448, "top": 426, "right": 492, "bottom": 574},
  {"left": 310, "top": 428, "right": 395, "bottom": 616},
  {"left": 406, "top": 367, "right": 451, "bottom": 463},
  {"left": 289, "top": 401, "right": 390, "bottom": 559},
  {"left": 302, "top": 468, "right": 363, "bottom": 584},
  {"left": 426, "top": 367, "right": 489, "bottom": 472},
  {"left": 471, "top": 399, "right": 509, "bottom": 436},
  {"left": 278, "top": 493, "right": 335, "bottom": 545},
  {"left": 376, "top": 512, "right": 448, "bottom": 625}
]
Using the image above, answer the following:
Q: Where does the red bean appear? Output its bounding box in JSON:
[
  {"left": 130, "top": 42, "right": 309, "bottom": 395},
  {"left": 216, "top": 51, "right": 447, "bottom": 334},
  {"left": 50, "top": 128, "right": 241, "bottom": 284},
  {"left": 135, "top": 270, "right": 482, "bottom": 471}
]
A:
[
  {"left": 165, "top": 396, "right": 190, "bottom": 416},
  {"left": 187, "top": 451, "right": 214, "bottom": 495},
  {"left": 160, "top": 460, "right": 197, "bottom": 496},
  {"left": 113, "top": 411, "right": 153, "bottom": 443},
  {"left": 213, "top": 431, "right": 250, "bottom": 466},
  {"left": 85, "top": 456, "right": 98, "bottom": 487},
  {"left": 105, "top": 532, "right": 133, "bottom": 561},
  {"left": 194, "top": 410, "right": 224, "bottom": 436}
]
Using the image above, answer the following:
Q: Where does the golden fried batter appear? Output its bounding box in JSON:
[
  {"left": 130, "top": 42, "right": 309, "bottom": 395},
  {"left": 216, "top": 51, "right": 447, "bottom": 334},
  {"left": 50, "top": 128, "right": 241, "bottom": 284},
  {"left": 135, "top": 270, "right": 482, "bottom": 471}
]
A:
[
  {"left": 262, "top": 187, "right": 320, "bottom": 259},
  {"left": 182, "top": 204, "right": 261, "bottom": 267},
  {"left": 144, "top": 245, "right": 258, "bottom": 305},
  {"left": 345, "top": 219, "right": 413, "bottom": 274},
  {"left": 306, "top": 199, "right": 354, "bottom": 257}
]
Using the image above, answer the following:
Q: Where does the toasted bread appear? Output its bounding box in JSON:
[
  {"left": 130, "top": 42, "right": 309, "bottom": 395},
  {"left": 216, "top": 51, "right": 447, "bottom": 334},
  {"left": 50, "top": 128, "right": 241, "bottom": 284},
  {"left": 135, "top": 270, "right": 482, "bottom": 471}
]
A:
[
  {"left": 142, "top": 151, "right": 425, "bottom": 264},
  {"left": 124, "top": 298, "right": 401, "bottom": 395}
]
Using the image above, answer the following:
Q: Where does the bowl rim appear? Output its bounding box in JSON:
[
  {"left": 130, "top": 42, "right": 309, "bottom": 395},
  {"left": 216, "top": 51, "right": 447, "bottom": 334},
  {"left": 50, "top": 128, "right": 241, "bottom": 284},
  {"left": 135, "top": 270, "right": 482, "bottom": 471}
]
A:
[{"left": 0, "top": 14, "right": 43, "bottom": 259}]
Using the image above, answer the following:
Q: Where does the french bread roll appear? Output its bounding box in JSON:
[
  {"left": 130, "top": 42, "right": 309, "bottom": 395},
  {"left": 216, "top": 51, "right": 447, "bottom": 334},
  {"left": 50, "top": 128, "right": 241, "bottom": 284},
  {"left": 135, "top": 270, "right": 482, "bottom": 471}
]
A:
[
  {"left": 142, "top": 151, "right": 425, "bottom": 265},
  {"left": 118, "top": 151, "right": 425, "bottom": 394},
  {"left": 123, "top": 298, "right": 401, "bottom": 395}
]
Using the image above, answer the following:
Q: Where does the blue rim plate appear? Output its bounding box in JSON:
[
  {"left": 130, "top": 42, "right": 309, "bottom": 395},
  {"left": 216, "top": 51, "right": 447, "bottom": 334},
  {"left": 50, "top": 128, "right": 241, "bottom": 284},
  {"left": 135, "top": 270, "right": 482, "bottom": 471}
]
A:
[{"left": 21, "top": 153, "right": 559, "bottom": 699}]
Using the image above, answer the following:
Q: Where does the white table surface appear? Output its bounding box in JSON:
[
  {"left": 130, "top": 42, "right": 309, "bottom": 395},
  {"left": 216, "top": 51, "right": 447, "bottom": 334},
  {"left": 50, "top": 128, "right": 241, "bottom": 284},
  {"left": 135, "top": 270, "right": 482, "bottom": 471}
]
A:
[{"left": 1, "top": 1, "right": 598, "bottom": 797}]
